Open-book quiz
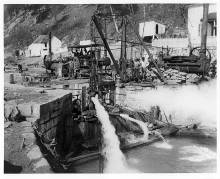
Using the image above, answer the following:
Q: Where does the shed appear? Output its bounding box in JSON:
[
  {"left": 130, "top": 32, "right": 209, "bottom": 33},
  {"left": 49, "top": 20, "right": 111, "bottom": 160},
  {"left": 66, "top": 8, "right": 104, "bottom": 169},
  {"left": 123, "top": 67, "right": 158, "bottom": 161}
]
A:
[
  {"left": 26, "top": 35, "right": 62, "bottom": 57},
  {"left": 139, "top": 21, "right": 166, "bottom": 43}
]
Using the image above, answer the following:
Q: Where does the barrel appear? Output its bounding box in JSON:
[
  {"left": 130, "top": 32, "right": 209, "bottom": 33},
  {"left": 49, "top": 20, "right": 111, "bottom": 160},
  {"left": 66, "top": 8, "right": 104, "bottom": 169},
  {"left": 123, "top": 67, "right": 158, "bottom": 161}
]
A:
[{"left": 9, "top": 74, "right": 15, "bottom": 84}]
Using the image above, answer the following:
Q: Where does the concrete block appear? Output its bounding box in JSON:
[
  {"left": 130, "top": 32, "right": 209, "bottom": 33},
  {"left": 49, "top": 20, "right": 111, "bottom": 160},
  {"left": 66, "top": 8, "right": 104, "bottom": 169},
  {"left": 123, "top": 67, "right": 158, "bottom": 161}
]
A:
[{"left": 27, "top": 145, "right": 43, "bottom": 161}]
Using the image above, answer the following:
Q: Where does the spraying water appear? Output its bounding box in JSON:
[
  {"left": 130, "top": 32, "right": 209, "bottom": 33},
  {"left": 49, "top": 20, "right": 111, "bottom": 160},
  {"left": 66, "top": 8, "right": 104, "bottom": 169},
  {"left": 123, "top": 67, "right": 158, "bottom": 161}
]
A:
[
  {"left": 124, "top": 80, "right": 216, "bottom": 128},
  {"left": 151, "top": 130, "right": 167, "bottom": 142},
  {"left": 120, "top": 113, "right": 148, "bottom": 141},
  {"left": 120, "top": 114, "right": 173, "bottom": 149},
  {"left": 91, "top": 95, "right": 138, "bottom": 173}
]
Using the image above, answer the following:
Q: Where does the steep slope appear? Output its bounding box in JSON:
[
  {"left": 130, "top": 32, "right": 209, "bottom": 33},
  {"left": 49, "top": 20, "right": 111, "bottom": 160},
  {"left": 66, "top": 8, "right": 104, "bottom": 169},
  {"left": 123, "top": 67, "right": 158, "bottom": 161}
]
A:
[{"left": 4, "top": 4, "right": 188, "bottom": 57}]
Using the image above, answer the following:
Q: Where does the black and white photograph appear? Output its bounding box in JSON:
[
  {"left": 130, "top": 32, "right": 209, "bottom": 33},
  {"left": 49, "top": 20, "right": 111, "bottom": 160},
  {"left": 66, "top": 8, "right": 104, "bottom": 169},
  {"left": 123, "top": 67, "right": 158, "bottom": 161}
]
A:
[{"left": 2, "top": 0, "right": 218, "bottom": 176}]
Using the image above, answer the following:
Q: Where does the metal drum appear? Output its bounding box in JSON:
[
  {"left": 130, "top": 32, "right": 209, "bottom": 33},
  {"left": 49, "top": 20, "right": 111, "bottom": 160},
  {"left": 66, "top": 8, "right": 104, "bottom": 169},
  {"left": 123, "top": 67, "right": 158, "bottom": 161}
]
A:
[
  {"left": 9, "top": 74, "right": 15, "bottom": 84},
  {"left": 95, "top": 49, "right": 101, "bottom": 60}
]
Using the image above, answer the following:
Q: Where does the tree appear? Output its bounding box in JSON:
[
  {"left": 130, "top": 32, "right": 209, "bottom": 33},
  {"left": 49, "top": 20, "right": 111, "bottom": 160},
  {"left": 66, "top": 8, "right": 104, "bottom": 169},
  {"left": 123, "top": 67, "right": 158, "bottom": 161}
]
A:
[{"left": 9, "top": 24, "right": 33, "bottom": 49}]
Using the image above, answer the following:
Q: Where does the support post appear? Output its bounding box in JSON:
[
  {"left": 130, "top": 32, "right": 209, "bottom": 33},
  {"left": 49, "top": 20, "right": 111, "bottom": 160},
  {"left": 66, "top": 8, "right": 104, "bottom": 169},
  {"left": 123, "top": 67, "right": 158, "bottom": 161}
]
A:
[
  {"left": 120, "top": 16, "right": 127, "bottom": 82},
  {"left": 104, "top": 18, "right": 107, "bottom": 57},
  {"left": 49, "top": 32, "right": 52, "bottom": 56},
  {"left": 200, "top": 4, "right": 209, "bottom": 76},
  {"left": 81, "top": 86, "right": 87, "bottom": 112}
]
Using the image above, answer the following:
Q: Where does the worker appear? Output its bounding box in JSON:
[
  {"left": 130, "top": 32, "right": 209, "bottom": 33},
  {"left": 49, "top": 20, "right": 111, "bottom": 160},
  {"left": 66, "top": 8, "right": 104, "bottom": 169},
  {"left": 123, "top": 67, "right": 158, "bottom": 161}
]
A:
[
  {"left": 18, "top": 64, "right": 23, "bottom": 73},
  {"left": 69, "top": 60, "right": 74, "bottom": 78},
  {"left": 140, "top": 57, "right": 149, "bottom": 81},
  {"left": 73, "top": 56, "right": 80, "bottom": 79},
  {"left": 133, "top": 58, "right": 141, "bottom": 82}
]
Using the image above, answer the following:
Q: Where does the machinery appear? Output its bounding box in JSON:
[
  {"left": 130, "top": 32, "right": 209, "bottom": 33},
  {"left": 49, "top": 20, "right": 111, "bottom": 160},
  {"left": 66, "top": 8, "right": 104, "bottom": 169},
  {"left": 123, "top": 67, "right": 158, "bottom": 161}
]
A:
[
  {"left": 161, "top": 47, "right": 211, "bottom": 75},
  {"left": 161, "top": 4, "right": 211, "bottom": 76}
]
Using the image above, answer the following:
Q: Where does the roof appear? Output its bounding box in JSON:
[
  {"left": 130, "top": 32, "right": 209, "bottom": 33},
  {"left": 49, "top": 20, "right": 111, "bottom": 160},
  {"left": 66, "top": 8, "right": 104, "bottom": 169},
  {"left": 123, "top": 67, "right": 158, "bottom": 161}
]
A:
[
  {"left": 33, "top": 35, "right": 49, "bottom": 44},
  {"left": 208, "top": 12, "right": 216, "bottom": 20},
  {"left": 200, "top": 12, "right": 217, "bottom": 21}
]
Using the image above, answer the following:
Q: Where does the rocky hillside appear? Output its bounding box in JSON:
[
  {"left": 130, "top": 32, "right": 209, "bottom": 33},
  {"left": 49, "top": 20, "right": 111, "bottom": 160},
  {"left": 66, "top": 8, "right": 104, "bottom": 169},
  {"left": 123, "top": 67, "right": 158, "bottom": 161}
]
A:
[{"left": 4, "top": 4, "right": 188, "bottom": 54}]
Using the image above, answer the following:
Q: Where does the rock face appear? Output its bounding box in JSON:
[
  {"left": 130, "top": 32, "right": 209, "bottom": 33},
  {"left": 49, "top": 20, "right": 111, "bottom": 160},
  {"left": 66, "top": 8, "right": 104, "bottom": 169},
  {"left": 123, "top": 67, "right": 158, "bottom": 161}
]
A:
[{"left": 4, "top": 120, "right": 52, "bottom": 173}]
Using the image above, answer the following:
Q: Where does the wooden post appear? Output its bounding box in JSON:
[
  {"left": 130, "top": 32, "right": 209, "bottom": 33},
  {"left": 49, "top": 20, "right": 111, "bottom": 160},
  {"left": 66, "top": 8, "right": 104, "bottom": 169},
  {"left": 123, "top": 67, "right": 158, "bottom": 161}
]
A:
[
  {"left": 120, "top": 16, "right": 127, "bottom": 82},
  {"left": 49, "top": 32, "right": 52, "bottom": 56},
  {"left": 200, "top": 4, "right": 209, "bottom": 76},
  {"left": 81, "top": 86, "right": 87, "bottom": 112},
  {"left": 104, "top": 18, "right": 107, "bottom": 57}
]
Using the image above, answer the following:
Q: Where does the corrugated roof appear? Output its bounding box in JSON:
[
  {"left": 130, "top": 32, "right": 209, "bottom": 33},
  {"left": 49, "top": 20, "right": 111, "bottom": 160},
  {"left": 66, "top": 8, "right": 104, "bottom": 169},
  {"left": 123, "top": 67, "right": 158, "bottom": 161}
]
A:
[{"left": 33, "top": 35, "right": 49, "bottom": 44}]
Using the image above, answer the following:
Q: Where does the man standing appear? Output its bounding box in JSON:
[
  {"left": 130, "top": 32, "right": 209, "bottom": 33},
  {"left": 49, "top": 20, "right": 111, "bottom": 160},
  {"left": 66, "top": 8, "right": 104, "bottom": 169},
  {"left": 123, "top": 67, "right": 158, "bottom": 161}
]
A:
[
  {"left": 140, "top": 57, "right": 149, "bottom": 81},
  {"left": 133, "top": 58, "right": 141, "bottom": 82},
  {"left": 73, "top": 56, "right": 80, "bottom": 79},
  {"left": 69, "top": 60, "right": 74, "bottom": 78}
]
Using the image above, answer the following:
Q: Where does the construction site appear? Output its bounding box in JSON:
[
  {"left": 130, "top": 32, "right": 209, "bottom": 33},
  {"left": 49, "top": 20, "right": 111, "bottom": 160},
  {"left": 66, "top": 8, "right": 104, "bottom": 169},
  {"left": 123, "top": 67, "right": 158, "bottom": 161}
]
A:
[{"left": 4, "top": 3, "right": 217, "bottom": 174}]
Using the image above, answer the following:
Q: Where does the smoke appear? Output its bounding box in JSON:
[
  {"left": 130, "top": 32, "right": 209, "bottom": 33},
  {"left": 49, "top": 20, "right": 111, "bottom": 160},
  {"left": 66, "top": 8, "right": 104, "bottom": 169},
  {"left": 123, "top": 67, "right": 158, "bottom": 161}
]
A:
[
  {"left": 124, "top": 80, "right": 216, "bottom": 128},
  {"left": 120, "top": 113, "right": 149, "bottom": 141},
  {"left": 91, "top": 95, "right": 138, "bottom": 173}
]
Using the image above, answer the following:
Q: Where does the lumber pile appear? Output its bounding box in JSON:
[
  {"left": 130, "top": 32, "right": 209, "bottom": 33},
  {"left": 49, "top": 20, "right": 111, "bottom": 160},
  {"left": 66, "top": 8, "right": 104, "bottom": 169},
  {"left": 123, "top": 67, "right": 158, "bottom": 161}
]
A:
[{"left": 146, "top": 68, "right": 200, "bottom": 84}]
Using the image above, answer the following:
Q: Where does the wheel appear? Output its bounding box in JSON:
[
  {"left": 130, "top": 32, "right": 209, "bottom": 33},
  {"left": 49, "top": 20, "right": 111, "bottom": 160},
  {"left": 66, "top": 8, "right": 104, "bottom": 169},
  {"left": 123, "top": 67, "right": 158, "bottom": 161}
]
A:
[{"left": 190, "top": 47, "right": 211, "bottom": 61}]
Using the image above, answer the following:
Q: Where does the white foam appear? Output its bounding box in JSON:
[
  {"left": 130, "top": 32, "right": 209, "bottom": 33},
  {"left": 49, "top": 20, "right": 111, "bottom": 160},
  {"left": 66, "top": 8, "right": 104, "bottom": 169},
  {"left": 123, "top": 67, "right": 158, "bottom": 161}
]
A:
[
  {"left": 179, "top": 145, "right": 216, "bottom": 162},
  {"left": 152, "top": 141, "right": 173, "bottom": 150}
]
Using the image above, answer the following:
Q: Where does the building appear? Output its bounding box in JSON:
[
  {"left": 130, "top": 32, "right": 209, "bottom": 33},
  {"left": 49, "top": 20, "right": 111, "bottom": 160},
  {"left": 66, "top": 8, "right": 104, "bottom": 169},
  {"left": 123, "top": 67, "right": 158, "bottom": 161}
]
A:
[
  {"left": 188, "top": 4, "right": 217, "bottom": 47},
  {"left": 26, "top": 35, "right": 62, "bottom": 57},
  {"left": 139, "top": 21, "right": 166, "bottom": 43}
]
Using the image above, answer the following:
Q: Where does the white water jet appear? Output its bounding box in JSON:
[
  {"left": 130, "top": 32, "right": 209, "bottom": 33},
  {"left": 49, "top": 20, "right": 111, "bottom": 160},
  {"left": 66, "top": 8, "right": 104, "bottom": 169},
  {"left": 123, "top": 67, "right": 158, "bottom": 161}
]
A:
[
  {"left": 120, "top": 114, "right": 174, "bottom": 149},
  {"left": 120, "top": 113, "right": 148, "bottom": 141},
  {"left": 151, "top": 130, "right": 167, "bottom": 142},
  {"left": 91, "top": 95, "right": 138, "bottom": 173}
]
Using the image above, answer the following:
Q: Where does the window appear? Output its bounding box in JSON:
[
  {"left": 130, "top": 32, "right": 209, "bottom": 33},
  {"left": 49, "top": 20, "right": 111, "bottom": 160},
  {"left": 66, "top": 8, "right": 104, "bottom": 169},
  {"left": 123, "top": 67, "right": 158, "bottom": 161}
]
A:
[
  {"left": 156, "top": 24, "right": 159, "bottom": 34},
  {"left": 207, "top": 20, "right": 216, "bottom": 36},
  {"left": 45, "top": 43, "right": 47, "bottom": 47},
  {"left": 198, "top": 19, "right": 216, "bottom": 37}
]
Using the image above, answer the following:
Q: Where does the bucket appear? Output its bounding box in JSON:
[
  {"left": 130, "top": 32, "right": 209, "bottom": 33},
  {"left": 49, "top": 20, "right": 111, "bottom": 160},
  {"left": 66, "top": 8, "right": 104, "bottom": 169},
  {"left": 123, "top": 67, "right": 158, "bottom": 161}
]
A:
[{"left": 9, "top": 74, "right": 15, "bottom": 84}]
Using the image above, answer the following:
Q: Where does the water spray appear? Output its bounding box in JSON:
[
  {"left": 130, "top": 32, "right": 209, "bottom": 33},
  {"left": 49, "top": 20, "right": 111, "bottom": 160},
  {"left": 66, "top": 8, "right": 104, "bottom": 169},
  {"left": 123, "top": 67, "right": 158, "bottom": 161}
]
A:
[
  {"left": 120, "top": 113, "right": 149, "bottom": 141},
  {"left": 91, "top": 95, "right": 138, "bottom": 173}
]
